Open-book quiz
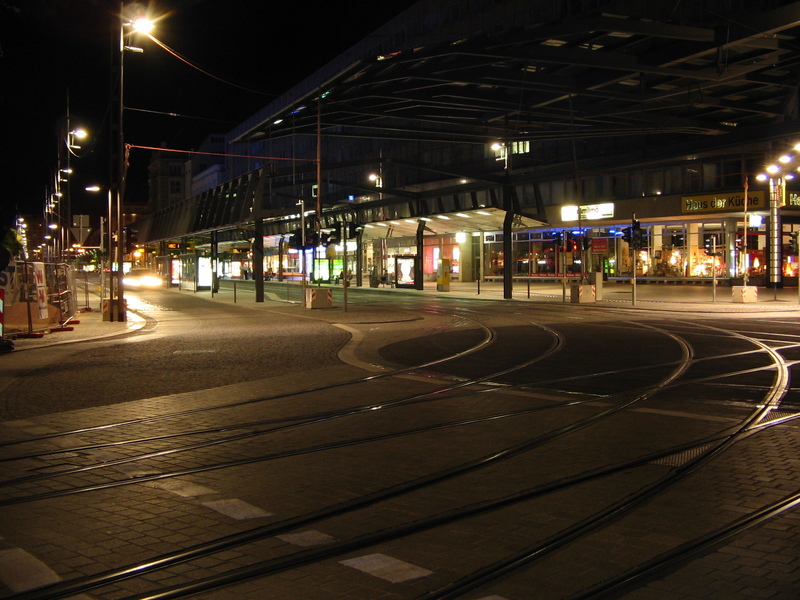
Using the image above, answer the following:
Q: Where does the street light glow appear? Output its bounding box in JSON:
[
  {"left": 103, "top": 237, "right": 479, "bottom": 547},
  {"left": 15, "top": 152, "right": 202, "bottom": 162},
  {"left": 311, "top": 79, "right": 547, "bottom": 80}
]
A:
[{"left": 131, "top": 16, "right": 154, "bottom": 34}]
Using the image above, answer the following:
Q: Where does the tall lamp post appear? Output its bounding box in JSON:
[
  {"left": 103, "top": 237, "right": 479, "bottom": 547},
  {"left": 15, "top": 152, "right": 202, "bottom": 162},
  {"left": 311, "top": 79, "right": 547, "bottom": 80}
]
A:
[
  {"left": 108, "top": 4, "right": 153, "bottom": 322},
  {"left": 59, "top": 120, "right": 87, "bottom": 263},
  {"left": 757, "top": 158, "right": 795, "bottom": 300}
]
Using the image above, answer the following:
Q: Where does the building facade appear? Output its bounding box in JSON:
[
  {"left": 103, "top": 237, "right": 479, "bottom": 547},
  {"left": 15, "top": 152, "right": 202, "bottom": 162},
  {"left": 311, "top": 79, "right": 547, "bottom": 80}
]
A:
[{"left": 133, "top": 0, "right": 800, "bottom": 295}]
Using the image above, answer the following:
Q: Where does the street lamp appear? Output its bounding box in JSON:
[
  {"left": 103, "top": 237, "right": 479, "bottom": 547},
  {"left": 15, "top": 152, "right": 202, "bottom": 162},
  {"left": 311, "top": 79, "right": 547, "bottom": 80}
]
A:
[
  {"left": 756, "top": 149, "right": 800, "bottom": 300},
  {"left": 107, "top": 4, "right": 154, "bottom": 322},
  {"left": 85, "top": 185, "right": 112, "bottom": 305}
]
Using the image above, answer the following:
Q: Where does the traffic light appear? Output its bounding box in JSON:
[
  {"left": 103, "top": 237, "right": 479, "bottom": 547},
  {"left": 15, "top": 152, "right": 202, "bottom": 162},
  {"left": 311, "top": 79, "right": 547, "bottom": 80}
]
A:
[
  {"left": 288, "top": 229, "right": 302, "bottom": 249},
  {"left": 790, "top": 231, "right": 799, "bottom": 255},
  {"left": 631, "top": 219, "right": 642, "bottom": 250},
  {"left": 124, "top": 227, "right": 138, "bottom": 254},
  {"left": 621, "top": 227, "right": 632, "bottom": 244},
  {"left": 581, "top": 236, "right": 591, "bottom": 251},
  {"left": 345, "top": 222, "right": 361, "bottom": 240},
  {"left": 304, "top": 231, "right": 319, "bottom": 248},
  {"left": 563, "top": 231, "right": 574, "bottom": 251},
  {"left": 328, "top": 225, "right": 341, "bottom": 245}
]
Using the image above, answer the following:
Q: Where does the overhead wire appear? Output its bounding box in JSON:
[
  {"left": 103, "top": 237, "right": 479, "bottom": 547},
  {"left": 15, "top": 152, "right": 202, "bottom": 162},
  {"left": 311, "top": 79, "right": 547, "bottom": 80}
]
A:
[
  {"left": 126, "top": 144, "right": 316, "bottom": 163},
  {"left": 141, "top": 32, "right": 278, "bottom": 97}
]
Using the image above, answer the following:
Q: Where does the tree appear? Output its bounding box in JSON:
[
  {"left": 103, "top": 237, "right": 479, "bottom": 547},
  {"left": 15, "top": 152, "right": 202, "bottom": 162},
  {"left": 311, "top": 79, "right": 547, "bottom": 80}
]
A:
[{"left": 0, "top": 228, "right": 21, "bottom": 271}]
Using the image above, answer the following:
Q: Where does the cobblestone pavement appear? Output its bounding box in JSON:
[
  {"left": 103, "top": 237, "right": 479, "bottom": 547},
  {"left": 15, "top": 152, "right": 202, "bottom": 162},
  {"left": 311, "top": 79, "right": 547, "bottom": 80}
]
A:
[{"left": 0, "top": 282, "right": 798, "bottom": 599}]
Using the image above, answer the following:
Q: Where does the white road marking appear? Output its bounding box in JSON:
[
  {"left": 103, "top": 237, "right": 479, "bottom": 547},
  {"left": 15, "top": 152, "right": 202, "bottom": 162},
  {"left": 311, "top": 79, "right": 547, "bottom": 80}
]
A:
[
  {"left": 144, "top": 479, "right": 216, "bottom": 497},
  {"left": 0, "top": 548, "right": 60, "bottom": 593},
  {"left": 200, "top": 498, "right": 272, "bottom": 520},
  {"left": 340, "top": 553, "right": 433, "bottom": 583},
  {"left": 278, "top": 530, "right": 337, "bottom": 547}
]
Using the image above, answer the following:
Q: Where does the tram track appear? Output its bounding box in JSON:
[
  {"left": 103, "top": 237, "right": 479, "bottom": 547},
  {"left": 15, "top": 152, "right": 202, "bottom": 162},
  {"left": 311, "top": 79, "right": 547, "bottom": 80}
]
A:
[
  {"left": 2, "top": 307, "right": 800, "bottom": 600},
  {"left": 0, "top": 311, "right": 700, "bottom": 507}
]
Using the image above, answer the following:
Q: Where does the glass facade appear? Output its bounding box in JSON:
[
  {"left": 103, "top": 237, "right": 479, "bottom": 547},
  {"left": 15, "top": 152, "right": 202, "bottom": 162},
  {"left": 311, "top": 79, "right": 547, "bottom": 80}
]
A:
[{"left": 478, "top": 217, "right": 795, "bottom": 282}]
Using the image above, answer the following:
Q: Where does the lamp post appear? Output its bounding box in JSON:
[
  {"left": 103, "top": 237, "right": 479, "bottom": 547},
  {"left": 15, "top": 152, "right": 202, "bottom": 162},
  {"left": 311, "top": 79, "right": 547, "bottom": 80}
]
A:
[
  {"left": 85, "top": 185, "right": 110, "bottom": 306},
  {"left": 108, "top": 4, "right": 153, "bottom": 322},
  {"left": 757, "top": 159, "right": 795, "bottom": 300}
]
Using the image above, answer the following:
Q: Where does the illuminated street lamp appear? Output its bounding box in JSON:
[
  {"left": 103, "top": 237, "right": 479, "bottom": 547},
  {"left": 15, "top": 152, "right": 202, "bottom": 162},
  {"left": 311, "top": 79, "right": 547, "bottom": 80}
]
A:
[
  {"left": 85, "top": 184, "right": 113, "bottom": 313},
  {"left": 755, "top": 151, "right": 800, "bottom": 299},
  {"left": 107, "top": 4, "right": 155, "bottom": 322}
]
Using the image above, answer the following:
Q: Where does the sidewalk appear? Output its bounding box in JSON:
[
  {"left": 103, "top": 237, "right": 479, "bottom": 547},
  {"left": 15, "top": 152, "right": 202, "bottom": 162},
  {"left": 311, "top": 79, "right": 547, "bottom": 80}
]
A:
[
  {"left": 1, "top": 305, "right": 146, "bottom": 352},
  {"left": 3, "top": 279, "right": 798, "bottom": 352}
]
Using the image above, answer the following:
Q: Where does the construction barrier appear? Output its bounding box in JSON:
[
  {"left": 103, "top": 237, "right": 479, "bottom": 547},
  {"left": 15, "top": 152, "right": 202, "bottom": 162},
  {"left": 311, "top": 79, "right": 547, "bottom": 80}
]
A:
[
  {"left": 570, "top": 283, "right": 596, "bottom": 303},
  {"left": 0, "top": 261, "right": 78, "bottom": 337},
  {"left": 305, "top": 287, "right": 333, "bottom": 309},
  {"left": 732, "top": 285, "right": 758, "bottom": 303}
]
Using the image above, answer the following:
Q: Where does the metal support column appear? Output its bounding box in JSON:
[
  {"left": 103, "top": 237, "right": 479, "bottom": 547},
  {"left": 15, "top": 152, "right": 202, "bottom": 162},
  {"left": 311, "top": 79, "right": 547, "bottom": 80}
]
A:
[
  {"left": 355, "top": 230, "right": 364, "bottom": 288},
  {"left": 254, "top": 217, "right": 264, "bottom": 302},
  {"left": 211, "top": 231, "right": 219, "bottom": 295},
  {"left": 415, "top": 221, "right": 425, "bottom": 290},
  {"left": 503, "top": 208, "right": 513, "bottom": 299}
]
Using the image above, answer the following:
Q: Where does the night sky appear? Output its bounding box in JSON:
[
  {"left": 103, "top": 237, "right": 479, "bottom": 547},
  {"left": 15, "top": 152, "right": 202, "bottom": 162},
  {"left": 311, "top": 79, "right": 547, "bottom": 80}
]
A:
[{"left": 0, "top": 0, "right": 417, "bottom": 227}]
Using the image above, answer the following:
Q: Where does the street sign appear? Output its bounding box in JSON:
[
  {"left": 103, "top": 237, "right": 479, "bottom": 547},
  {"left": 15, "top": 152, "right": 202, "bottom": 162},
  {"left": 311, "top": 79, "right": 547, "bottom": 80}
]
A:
[{"left": 70, "top": 228, "right": 92, "bottom": 245}]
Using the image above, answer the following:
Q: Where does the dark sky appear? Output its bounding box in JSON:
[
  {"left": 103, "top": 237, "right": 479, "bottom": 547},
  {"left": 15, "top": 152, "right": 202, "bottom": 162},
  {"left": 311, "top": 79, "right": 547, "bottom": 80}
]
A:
[{"left": 0, "top": 0, "right": 417, "bottom": 225}]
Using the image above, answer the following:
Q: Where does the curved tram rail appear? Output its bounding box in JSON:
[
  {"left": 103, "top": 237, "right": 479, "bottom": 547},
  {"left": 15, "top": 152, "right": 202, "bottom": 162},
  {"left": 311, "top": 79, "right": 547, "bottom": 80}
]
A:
[{"left": 2, "top": 307, "right": 799, "bottom": 600}]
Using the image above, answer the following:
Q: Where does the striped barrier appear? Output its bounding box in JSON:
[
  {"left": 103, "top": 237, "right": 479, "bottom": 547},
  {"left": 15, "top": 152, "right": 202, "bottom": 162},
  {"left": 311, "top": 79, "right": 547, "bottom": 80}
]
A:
[{"left": 306, "top": 287, "right": 333, "bottom": 309}]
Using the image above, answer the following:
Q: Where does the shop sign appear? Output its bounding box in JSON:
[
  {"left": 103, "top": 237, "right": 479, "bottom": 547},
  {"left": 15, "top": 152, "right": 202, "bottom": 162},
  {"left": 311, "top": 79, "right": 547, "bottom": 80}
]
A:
[
  {"left": 681, "top": 191, "right": 766, "bottom": 214},
  {"left": 787, "top": 192, "right": 800, "bottom": 208},
  {"left": 561, "top": 203, "right": 615, "bottom": 221},
  {"left": 591, "top": 238, "right": 609, "bottom": 253}
]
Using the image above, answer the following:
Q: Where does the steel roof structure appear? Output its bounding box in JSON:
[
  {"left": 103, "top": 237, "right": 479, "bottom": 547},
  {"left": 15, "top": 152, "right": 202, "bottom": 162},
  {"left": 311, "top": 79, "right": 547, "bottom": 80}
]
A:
[{"left": 236, "top": 1, "right": 800, "bottom": 174}]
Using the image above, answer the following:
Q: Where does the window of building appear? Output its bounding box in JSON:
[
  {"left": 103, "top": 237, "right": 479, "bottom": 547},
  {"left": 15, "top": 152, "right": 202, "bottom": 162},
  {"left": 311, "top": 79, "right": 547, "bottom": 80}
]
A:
[
  {"left": 703, "top": 162, "right": 719, "bottom": 190},
  {"left": 723, "top": 158, "right": 743, "bottom": 188},
  {"left": 511, "top": 140, "right": 530, "bottom": 154}
]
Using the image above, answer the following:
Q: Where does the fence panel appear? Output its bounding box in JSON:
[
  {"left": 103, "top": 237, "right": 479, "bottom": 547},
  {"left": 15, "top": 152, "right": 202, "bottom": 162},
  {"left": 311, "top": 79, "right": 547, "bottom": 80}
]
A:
[{"left": 0, "top": 261, "right": 77, "bottom": 336}]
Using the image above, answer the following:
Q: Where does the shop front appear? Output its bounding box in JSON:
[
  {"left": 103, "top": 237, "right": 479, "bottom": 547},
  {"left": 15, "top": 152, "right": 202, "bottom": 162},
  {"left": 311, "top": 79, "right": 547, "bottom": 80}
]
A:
[{"left": 478, "top": 191, "right": 800, "bottom": 285}]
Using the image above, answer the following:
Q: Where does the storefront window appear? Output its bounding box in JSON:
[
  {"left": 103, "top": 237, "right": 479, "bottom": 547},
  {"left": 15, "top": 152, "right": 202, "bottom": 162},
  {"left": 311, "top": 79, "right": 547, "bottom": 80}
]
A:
[{"left": 783, "top": 225, "right": 800, "bottom": 278}]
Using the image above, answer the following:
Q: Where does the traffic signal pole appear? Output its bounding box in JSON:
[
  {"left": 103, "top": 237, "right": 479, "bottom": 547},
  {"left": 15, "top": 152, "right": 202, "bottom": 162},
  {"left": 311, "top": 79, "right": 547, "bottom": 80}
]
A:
[
  {"left": 631, "top": 213, "right": 637, "bottom": 306},
  {"left": 298, "top": 200, "right": 306, "bottom": 307},
  {"left": 342, "top": 222, "right": 349, "bottom": 313}
]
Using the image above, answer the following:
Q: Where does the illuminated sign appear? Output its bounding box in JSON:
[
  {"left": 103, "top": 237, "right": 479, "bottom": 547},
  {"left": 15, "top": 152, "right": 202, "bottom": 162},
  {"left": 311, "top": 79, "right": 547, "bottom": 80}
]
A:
[
  {"left": 787, "top": 192, "right": 800, "bottom": 208},
  {"left": 561, "top": 203, "right": 615, "bottom": 222},
  {"left": 681, "top": 191, "right": 766, "bottom": 214}
]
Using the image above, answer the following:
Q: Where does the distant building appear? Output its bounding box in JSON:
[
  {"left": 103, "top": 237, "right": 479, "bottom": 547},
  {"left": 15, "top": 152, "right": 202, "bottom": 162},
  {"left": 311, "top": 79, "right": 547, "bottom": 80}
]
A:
[
  {"left": 148, "top": 144, "right": 190, "bottom": 213},
  {"left": 187, "top": 134, "right": 227, "bottom": 196}
]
